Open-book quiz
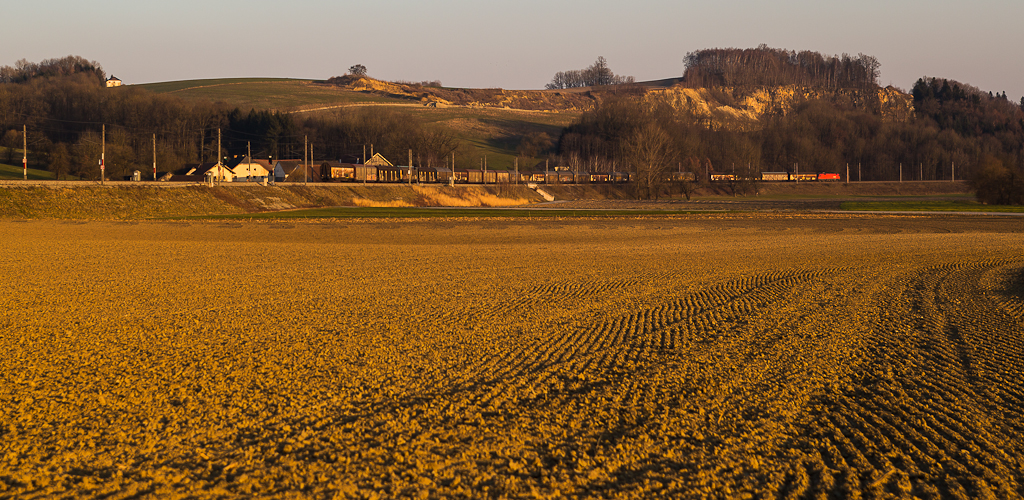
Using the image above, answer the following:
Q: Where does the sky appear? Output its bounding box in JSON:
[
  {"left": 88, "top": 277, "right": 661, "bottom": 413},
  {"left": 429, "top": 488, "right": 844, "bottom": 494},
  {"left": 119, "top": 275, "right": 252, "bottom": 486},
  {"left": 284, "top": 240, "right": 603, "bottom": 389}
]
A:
[{"left": 3, "top": 0, "right": 1022, "bottom": 100}]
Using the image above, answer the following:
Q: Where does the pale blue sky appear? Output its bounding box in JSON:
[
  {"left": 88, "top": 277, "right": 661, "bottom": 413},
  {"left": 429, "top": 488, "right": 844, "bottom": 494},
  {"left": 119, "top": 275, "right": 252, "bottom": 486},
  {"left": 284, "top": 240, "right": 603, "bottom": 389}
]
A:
[{"left": 3, "top": 0, "right": 1022, "bottom": 99}]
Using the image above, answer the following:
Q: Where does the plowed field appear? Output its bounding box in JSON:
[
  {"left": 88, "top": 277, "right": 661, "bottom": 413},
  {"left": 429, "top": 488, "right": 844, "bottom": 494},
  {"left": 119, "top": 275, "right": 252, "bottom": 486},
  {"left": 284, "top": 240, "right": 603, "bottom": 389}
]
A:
[{"left": 1, "top": 215, "right": 1023, "bottom": 499}]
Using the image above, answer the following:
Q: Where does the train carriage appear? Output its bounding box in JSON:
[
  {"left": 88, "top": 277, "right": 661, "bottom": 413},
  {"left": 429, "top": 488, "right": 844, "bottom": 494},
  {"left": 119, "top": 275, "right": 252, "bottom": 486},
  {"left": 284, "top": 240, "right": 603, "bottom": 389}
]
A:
[
  {"left": 354, "top": 165, "right": 377, "bottom": 182},
  {"left": 761, "top": 172, "right": 789, "bottom": 182},
  {"left": 321, "top": 162, "right": 356, "bottom": 182},
  {"left": 670, "top": 171, "right": 697, "bottom": 182},
  {"left": 417, "top": 167, "right": 452, "bottom": 183},
  {"left": 611, "top": 172, "right": 630, "bottom": 183},
  {"left": 376, "top": 165, "right": 405, "bottom": 182},
  {"left": 817, "top": 172, "right": 841, "bottom": 181}
]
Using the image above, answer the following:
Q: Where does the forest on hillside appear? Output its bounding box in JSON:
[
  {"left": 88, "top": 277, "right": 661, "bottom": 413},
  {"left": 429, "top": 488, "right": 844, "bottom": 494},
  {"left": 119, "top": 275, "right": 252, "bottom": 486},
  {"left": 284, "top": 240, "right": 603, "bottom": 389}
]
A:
[
  {"left": 557, "top": 47, "right": 1024, "bottom": 200},
  {"left": 679, "top": 45, "right": 881, "bottom": 89}
]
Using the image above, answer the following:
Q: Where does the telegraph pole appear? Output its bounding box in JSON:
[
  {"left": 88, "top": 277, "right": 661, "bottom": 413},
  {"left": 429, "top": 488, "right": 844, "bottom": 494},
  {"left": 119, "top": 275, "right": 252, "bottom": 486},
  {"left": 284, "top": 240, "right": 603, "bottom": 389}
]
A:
[
  {"left": 514, "top": 157, "right": 518, "bottom": 185},
  {"left": 217, "top": 128, "right": 222, "bottom": 185},
  {"left": 153, "top": 134, "right": 157, "bottom": 181},
  {"left": 22, "top": 125, "right": 27, "bottom": 180},
  {"left": 846, "top": 163, "right": 849, "bottom": 184},
  {"left": 304, "top": 136, "right": 308, "bottom": 185},
  {"left": 899, "top": 162, "right": 902, "bottom": 183},
  {"left": 952, "top": 162, "right": 955, "bottom": 182},
  {"left": 101, "top": 124, "right": 105, "bottom": 185},
  {"left": 247, "top": 141, "right": 252, "bottom": 182},
  {"left": 408, "top": 149, "right": 413, "bottom": 185}
]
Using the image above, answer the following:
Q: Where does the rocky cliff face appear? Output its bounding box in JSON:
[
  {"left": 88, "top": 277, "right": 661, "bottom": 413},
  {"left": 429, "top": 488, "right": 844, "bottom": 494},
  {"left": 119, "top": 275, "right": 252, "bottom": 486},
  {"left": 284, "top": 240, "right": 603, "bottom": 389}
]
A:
[{"left": 644, "top": 86, "right": 915, "bottom": 130}]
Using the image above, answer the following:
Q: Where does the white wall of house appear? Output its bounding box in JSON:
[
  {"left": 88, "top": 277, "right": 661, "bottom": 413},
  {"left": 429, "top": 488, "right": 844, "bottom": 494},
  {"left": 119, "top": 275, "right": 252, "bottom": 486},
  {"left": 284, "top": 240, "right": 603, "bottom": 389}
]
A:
[{"left": 231, "top": 162, "right": 271, "bottom": 181}]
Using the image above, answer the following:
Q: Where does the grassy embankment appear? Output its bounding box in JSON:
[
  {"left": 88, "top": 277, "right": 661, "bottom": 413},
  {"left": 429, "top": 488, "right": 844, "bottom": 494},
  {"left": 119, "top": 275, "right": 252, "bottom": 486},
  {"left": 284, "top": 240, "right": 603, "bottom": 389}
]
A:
[{"left": 0, "top": 184, "right": 547, "bottom": 220}]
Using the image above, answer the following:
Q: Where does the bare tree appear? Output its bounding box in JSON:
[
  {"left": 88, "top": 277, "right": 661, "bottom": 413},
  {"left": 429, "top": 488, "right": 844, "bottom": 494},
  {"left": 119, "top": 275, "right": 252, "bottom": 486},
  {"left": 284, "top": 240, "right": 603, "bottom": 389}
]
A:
[
  {"left": 49, "top": 142, "right": 70, "bottom": 179},
  {"left": 626, "top": 123, "right": 673, "bottom": 200},
  {"left": 348, "top": 64, "right": 367, "bottom": 76}
]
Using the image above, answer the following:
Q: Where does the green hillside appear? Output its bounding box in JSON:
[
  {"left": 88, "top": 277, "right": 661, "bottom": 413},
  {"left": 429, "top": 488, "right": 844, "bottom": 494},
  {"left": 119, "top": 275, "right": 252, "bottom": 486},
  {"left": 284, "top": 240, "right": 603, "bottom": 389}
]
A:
[
  {"left": 0, "top": 162, "right": 54, "bottom": 180},
  {"left": 137, "top": 78, "right": 409, "bottom": 110},
  {"left": 138, "top": 78, "right": 580, "bottom": 170}
]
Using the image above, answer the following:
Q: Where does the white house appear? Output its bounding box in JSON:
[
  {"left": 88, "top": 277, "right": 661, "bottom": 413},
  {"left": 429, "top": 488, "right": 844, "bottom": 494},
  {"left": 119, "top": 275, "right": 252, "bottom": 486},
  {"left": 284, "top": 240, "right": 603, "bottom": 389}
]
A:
[
  {"left": 228, "top": 156, "right": 273, "bottom": 182},
  {"left": 187, "top": 162, "right": 235, "bottom": 182}
]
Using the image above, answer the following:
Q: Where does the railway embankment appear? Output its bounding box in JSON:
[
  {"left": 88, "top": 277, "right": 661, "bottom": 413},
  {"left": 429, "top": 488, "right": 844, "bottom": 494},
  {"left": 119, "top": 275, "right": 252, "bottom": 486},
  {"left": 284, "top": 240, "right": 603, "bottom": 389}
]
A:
[{"left": 0, "top": 182, "right": 544, "bottom": 219}]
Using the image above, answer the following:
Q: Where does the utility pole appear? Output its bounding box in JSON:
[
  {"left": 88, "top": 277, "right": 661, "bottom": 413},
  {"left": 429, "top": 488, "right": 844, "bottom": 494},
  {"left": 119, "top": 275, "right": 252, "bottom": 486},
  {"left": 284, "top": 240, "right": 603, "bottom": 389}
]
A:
[
  {"left": 514, "top": 157, "right": 518, "bottom": 185},
  {"left": 153, "top": 134, "right": 157, "bottom": 181},
  {"left": 846, "top": 163, "right": 849, "bottom": 184},
  {"left": 217, "top": 128, "right": 222, "bottom": 185},
  {"left": 859, "top": 162, "right": 862, "bottom": 182},
  {"left": 304, "top": 135, "right": 308, "bottom": 186},
  {"left": 545, "top": 159, "right": 549, "bottom": 183},
  {"left": 920, "top": 163, "right": 923, "bottom": 181},
  {"left": 899, "top": 162, "right": 902, "bottom": 183},
  {"left": 362, "top": 144, "right": 366, "bottom": 164},
  {"left": 101, "top": 124, "right": 105, "bottom": 185},
  {"left": 247, "top": 141, "right": 252, "bottom": 182},
  {"left": 408, "top": 149, "right": 413, "bottom": 185},
  {"left": 795, "top": 162, "right": 798, "bottom": 182},
  {"left": 484, "top": 155, "right": 487, "bottom": 184},
  {"left": 952, "top": 162, "right": 955, "bottom": 182},
  {"left": 22, "top": 125, "right": 27, "bottom": 180},
  {"left": 450, "top": 152, "right": 455, "bottom": 186}
]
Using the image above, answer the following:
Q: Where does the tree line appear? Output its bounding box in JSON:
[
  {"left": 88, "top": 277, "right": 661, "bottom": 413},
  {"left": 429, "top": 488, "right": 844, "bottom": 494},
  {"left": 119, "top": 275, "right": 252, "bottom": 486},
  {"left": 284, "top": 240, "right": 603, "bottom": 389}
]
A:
[
  {"left": 0, "top": 57, "right": 460, "bottom": 180},
  {"left": 557, "top": 77, "right": 1024, "bottom": 200},
  {"left": 545, "top": 57, "right": 635, "bottom": 90},
  {"left": 681, "top": 45, "right": 881, "bottom": 89},
  {"left": 0, "top": 55, "right": 106, "bottom": 84}
]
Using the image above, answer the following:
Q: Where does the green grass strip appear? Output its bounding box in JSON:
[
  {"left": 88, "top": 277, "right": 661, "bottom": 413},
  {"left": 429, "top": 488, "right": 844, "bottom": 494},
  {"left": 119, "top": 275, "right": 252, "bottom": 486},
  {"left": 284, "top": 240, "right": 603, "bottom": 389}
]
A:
[
  {"left": 185, "top": 207, "right": 717, "bottom": 220},
  {"left": 841, "top": 200, "right": 1024, "bottom": 213}
]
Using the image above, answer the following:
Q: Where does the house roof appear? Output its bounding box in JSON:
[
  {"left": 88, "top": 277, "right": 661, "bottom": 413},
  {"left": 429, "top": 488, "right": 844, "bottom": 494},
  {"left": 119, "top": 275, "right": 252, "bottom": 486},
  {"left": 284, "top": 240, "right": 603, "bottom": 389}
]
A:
[
  {"left": 227, "top": 156, "right": 273, "bottom": 174},
  {"left": 189, "top": 162, "right": 233, "bottom": 176},
  {"left": 364, "top": 153, "right": 393, "bottom": 166}
]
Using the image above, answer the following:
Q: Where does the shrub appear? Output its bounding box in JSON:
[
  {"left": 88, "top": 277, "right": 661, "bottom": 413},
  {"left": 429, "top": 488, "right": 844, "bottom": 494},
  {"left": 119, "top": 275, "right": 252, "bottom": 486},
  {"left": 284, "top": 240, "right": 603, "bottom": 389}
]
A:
[{"left": 972, "top": 155, "right": 1024, "bottom": 205}]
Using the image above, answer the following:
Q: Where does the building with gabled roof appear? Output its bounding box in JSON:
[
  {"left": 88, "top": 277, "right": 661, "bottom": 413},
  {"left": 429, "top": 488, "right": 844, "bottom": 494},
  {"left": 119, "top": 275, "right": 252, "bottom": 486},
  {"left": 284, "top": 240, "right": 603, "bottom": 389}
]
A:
[
  {"left": 185, "top": 162, "right": 235, "bottom": 182},
  {"left": 227, "top": 156, "right": 273, "bottom": 182},
  {"left": 364, "top": 153, "right": 393, "bottom": 166}
]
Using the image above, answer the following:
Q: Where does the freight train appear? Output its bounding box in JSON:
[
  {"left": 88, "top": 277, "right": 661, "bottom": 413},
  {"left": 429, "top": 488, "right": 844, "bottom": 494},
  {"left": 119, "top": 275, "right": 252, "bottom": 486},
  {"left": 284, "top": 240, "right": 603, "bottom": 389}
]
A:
[{"left": 318, "top": 162, "right": 839, "bottom": 184}]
